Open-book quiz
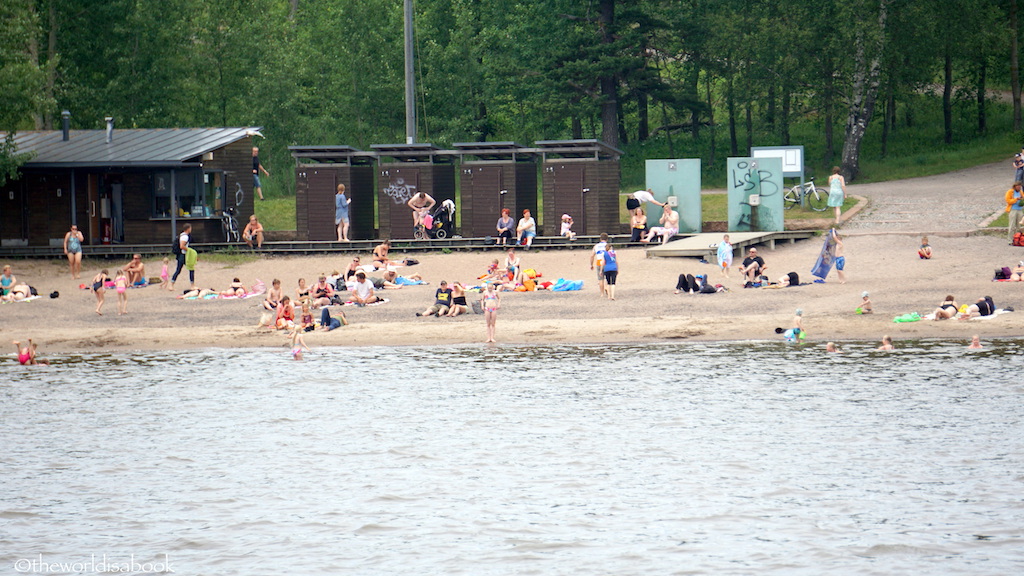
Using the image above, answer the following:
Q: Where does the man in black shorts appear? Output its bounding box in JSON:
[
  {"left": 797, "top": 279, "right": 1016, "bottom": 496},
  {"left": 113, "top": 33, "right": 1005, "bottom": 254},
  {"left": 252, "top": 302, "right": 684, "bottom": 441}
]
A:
[{"left": 739, "top": 247, "right": 766, "bottom": 284}]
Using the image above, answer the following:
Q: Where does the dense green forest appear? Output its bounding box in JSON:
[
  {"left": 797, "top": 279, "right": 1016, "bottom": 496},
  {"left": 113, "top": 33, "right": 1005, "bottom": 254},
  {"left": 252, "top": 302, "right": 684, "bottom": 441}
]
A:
[{"left": 2, "top": 0, "right": 1023, "bottom": 191}]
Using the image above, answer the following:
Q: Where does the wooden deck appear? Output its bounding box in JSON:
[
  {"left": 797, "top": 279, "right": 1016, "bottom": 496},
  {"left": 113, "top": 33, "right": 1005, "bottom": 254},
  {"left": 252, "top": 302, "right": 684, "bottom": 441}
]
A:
[
  {"left": 0, "top": 234, "right": 638, "bottom": 260},
  {"left": 644, "top": 231, "right": 817, "bottom": 259}
]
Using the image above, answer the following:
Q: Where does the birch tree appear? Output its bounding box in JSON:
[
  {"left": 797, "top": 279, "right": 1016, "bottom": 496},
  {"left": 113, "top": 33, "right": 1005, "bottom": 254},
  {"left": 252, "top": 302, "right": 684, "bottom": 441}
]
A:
[{"left": 839, "top": 0, "right": 889, "bottom": 181}]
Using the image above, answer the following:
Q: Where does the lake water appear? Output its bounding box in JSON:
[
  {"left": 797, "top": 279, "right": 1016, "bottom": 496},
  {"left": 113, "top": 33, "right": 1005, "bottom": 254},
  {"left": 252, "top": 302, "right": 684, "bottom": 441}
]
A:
[{"left": 2, "top": 341, "right": 1023, "bottom": 576}]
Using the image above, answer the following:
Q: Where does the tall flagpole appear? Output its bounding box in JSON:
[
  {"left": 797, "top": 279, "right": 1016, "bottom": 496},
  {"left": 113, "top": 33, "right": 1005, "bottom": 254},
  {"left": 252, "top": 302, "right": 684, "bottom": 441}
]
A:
[{"left": 404, "top": 0, "right": 416, "bottom": 144}]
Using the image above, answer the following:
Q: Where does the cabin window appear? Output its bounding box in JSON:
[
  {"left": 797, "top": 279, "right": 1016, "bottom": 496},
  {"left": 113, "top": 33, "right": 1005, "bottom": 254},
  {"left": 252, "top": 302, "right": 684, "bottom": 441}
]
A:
[{"left": 153, "top": 169, "right": 215, "bottom": 217}]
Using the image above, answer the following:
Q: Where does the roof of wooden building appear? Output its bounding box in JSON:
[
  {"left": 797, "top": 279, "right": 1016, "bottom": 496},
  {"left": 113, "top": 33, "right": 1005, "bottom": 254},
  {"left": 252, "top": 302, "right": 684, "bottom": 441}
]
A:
[{"left": 2, "top": 127, "right": 262, "bottom": 168}]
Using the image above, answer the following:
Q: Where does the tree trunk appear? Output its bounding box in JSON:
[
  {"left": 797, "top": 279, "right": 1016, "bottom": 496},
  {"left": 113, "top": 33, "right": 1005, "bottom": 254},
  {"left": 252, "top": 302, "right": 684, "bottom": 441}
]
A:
[
  {"left": 572, "top": 116, "right": 583, "bottom": 140},
  {"left": 840, "top": 1, "right": 888, "bottom": 181},
  {"left": 977, "top": 59, "right": 987, "bottom": 133},
  {"left": 706, "top": 73, "right": 716, "bottom": 166},
  {"left": 689, "top": 63, "right": 701, "bottom": 140},
  {"left": 660, "top": 102, "right": 675, "bottom": 157},
  {"left": 637, "top": 92, "right": 649, "bottom": 142},
  {"left": 29, "top": 2, "right": 42, "bottom": 130},
  {"left": 943, "top": 47, "right": 953, "bottom": 144},
  {"left": 780, "top": 83, "right": 791, "bottom": 145},
  {"left": 880, "top": 86, "right": 892, "bottom": 157},
  {"left": 598, "top": 0, "right": 618, "bottom": 147},
  {"left": 766, "top": 81, "right": 776, "bottom": 133},
  {"left": 617, "top": 98, "right": 628, "bottom": 145},
  {"left": 1013, "top": 0, "right": 1022, "bottom": 131},
  {"left": 727, "top": 72, "right": 737, "bottom": 156},
  {"left": 823, "top": 65, "right": 834, "bottom": 163},
  {"left": 42, "top": 0, "right": 57, "bottom": 130},
  {"left": 745, "top": 102, "right": 752, "bottom": 154}
]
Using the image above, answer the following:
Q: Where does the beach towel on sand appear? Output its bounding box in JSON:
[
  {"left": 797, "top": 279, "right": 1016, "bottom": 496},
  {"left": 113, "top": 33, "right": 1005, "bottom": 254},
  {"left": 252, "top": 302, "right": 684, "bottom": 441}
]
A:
[
  {"left": 342, "top": 298, "right": 390, "bottom": 307},
  {"left": 551, "top": 278, "right": 583, "bottom": 291},
  {"left": 810, "top": 229, "right": 837, "bottom": 280}
]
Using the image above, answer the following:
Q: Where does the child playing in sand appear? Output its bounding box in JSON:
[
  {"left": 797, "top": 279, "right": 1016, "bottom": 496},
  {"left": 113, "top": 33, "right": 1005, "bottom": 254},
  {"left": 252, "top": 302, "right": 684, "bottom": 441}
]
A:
[
  {"left": 289, "top": 325, "right": 311, "bottom": 360},
  {"left": 918, "top": 236, "right": 932, "bottom": 259},
  {"left": 114, "top": 269, "right": 129, "bottom": 315},
  {"left": 560, "top": 214, "right": 577, "bottom": 241},
  {"left": 160, "top": 257, "right": 170, "bottom": 290},
  {"left": 482, "top": 282, "right": 500, "bottom": 343},
  {"left": 717, "top": 234, "right": 733, "bottom": 277},
  {"left": 13, "top": 339, "right": 48, "bottom": 365},
  {"left": 856, "top": 291, "right": 873, "bottom": 314},
  {"left": 92, "top": 269, "right": 109, "bottom": 315}
]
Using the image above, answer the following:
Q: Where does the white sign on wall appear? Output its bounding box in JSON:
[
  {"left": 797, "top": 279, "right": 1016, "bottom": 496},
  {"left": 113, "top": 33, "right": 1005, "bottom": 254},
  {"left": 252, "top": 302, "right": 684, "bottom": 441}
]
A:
[{"left": 751, "top": 146, "right": 804, "bottom": 178}]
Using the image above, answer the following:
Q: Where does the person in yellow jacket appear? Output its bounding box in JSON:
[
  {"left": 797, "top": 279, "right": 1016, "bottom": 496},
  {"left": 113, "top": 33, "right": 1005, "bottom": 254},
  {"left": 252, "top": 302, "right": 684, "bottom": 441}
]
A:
[{"left": 1005, "top": 181, "right": 1024, "bottom": 244}]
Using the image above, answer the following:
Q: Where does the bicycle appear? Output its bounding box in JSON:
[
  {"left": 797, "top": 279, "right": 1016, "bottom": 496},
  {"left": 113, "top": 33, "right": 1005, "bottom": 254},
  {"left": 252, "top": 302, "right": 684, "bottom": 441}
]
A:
[{"left": 783, "top": 178, "right": 829, "bottom": 212}]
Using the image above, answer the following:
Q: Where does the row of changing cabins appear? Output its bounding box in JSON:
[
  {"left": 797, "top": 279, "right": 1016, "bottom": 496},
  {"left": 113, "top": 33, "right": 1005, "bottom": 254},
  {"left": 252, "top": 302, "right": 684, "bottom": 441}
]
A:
[
  {"left": 294, "top": 140, "right": 623, "bottom": 241},
  {"left": 0, "top": 123, "right": 623, "bottom": 247}
]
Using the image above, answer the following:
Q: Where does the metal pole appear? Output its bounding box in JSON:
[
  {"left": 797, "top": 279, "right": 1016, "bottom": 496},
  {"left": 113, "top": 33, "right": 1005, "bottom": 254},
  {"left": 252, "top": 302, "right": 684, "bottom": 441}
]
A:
[
  {"left": 170, "top": 169, "right": 177, "bottom": 242},
  {"left": 404, "top": 0, "right": 416, "bottom": 144}
]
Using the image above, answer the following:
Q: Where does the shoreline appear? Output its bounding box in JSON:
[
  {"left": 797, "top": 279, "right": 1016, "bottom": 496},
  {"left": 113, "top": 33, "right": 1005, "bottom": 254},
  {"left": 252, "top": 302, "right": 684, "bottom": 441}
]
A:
[{"left": 3, "top": 231, "right": 1023, "bottom": 356}]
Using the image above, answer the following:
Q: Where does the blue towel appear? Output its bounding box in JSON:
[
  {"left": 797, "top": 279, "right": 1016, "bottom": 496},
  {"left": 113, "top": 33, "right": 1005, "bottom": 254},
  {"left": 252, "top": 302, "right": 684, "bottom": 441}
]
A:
[{"left": 810, "top": 228, "right": 837, "bottom": 279}]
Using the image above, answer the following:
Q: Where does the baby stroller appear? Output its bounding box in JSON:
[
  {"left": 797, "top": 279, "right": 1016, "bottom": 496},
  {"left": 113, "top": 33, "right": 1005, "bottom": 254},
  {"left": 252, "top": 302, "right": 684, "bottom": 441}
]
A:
[{"left": 421, "top": 199, "right": 456, "bottom": 239}]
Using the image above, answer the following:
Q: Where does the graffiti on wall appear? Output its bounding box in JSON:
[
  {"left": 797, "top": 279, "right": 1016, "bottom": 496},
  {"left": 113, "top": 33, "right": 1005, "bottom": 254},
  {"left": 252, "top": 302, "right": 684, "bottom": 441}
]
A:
[
  {"left": 383, "top": 177, "right": 417, "bottom": 205},
  {"left": 728, "top": 158, "right": 783, "bottom": 232}
]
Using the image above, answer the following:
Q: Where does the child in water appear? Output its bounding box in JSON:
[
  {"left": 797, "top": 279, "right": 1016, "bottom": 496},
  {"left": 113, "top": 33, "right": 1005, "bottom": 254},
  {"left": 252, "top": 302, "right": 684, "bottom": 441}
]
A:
[
  {"left": 878, "top": 335, "right": 894, "bottom": 350},
  {"left": 482, "top": 282, "right": 500, "bottom": 343},
  {"left": 289, "top": 325, "right": 311, "bottom": 360},
  {"left": 13, "top": 339, "right": 48, "bottom": 365},
  {"left": 790, "top": 309, "right": 805, "bottom": 341},
  {"left": 114, "top": 269, "right": 129, "bottom": 315}
]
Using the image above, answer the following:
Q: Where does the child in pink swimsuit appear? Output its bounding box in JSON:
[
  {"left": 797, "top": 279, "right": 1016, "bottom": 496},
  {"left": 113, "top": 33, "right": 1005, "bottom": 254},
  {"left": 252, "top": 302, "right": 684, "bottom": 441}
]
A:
[{"left": 114, "top": 270, "right": 129, "bottom": 315}]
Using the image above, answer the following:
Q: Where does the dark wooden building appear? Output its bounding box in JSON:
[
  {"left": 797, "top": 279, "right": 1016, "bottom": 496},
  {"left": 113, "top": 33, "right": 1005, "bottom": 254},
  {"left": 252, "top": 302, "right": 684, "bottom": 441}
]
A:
[
  {"left": 371, "top": 144, "right": 456, "bottom": 240},
  {"left": 537, "top": 140, "right": 623, "bottom": 236},
  {"left": 0, "top": 124, "right": 260, "bottom": 247},
  {"left": 453, "top": 142, "right": 538, "bottom": 238},
  {"left": 290, "top": 146, "right": 376, "bottom": 240}
]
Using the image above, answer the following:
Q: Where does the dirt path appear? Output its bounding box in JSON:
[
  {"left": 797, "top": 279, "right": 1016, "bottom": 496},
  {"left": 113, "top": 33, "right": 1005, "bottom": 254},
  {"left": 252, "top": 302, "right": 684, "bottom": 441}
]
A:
[{"left": 842, "top": 160, "right": 1010, "bottom": 234}]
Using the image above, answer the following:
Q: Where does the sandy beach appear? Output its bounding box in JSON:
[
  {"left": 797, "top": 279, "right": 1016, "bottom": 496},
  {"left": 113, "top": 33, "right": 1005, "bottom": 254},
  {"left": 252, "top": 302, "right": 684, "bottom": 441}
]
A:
[
  {"left": 3, "top": 227, "right": 1021, "bottom": 355},
  {"left": 5, "top": 158, "right": 1023, "bottom": 354}
]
